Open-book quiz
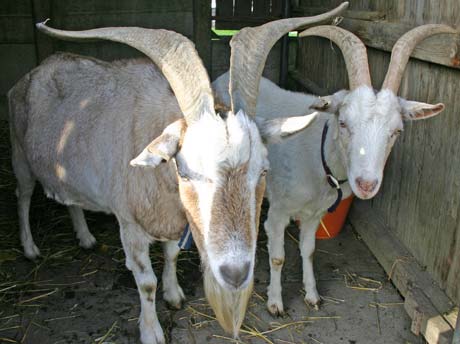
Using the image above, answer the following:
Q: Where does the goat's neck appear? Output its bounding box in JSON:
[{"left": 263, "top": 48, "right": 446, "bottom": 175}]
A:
[{"left": 323, "top": 118, "right": 348, "bottom": 182}]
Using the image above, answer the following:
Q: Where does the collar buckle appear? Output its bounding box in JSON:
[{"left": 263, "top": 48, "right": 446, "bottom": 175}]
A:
[{"left": 327, "top": 174, "right": 341, "bottom": 189}]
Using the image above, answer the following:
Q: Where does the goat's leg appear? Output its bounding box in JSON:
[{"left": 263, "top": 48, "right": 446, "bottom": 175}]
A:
[
  {"left": 68, "top": 205, "right": 96, "bottom": 249},
  {"left": 119, "top": 221, "right": 164, "bottom": 344},
  {"left": 162, "top": 240, "right": 185, "bottom": 309},
  {"left": 265, "top": 208, "right": 289, "bottom": 316},
  {"left": 298, "top": 216, "right": 321, "bottom": 308},
  {"left": 11, "top": 136, "right": 39, "bottom": 259}
]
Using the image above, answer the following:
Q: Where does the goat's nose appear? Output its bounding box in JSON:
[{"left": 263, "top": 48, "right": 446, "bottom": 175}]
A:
[
  {"left": 219, "top": 262, "right": 250, "bottom": 289},
  {"left": 355, "top": 177, "right": 378, "bottom": 193}
]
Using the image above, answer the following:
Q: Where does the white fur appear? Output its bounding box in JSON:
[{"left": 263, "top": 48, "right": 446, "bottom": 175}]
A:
[
  {"left": 9, "top": 54, "right": 316, "bottom": 341},
  {"left": 212, "top": 71, "right": 444, "bottom": 315}
]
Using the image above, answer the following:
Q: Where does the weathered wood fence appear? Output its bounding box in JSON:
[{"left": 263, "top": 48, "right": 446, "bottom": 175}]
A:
[{"left": 293, "top": 0, "right": 460, "bottom": 342}]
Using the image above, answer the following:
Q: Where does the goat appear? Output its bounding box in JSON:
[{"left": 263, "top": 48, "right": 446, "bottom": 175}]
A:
[
  {"left": 8, "top": 5, "right": 347, "bottom": 343},
  {"left": 213, "top": 24, "right": 456, "bottom": 316}
]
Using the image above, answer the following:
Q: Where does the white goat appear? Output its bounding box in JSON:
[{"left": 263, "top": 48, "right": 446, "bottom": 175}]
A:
[
  {"left": 213, "top": 24, "right": 456, "bottom": 316},
  {"left": 8, "top": 6, "right": 347, "bottom": 343}
]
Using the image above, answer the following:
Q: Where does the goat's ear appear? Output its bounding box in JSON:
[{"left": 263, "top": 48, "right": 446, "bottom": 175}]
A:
[
  {"left": 399, "top": 99, "right": 445, "bottom": 121},
  {"left": 130, "top": 119, "right": 186, "bottom": 168},
  {"left": 311, "top": 90, "right": 349, "bottom": 114},
  {"left": 256, "top": 112, "right": 318, "bottom": 143}
]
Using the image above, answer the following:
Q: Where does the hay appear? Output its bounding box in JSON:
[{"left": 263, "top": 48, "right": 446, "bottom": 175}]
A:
[
  {"left": 95, "top": 320, "right": 118, "bottom": 344},
  {"left": 343, "top": 271, "right": 383, "bottom": 292}
]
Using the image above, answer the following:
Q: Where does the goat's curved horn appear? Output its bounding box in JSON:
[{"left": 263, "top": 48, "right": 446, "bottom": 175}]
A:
[
  {"left": 229, "top": 2, "right": 349, "bottom": 117},
  {"left": 382, "top": 24, "right": 457, "bottom": 94},
  {"left": 36, "top": 23, "right": 214, "bottom": 124},
  {"left": 299, "top": 25, "right": 371, "bottom": 90}
]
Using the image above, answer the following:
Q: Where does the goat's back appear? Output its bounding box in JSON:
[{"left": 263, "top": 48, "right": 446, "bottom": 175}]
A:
[{"left": 8, "top": 53, "right": 186, "bottom": 237}]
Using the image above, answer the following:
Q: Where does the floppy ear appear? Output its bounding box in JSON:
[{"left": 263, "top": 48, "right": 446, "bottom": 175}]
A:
[
  {"left": 399, "top": 98, "right": 445, "bottom": 121},
  {"left": 130, "top": 119, "right": 186, "bottom": 167},
  {"left": 255, "top": 112, "right": 318, "bottom": 143},
  {"left": 310, "top": 90, "right": 349, "bottom": 114}
]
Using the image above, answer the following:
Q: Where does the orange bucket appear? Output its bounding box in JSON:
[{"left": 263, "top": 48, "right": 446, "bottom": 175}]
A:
[{"left": 316, "top": 196, "right": 353, "bottom": 239}]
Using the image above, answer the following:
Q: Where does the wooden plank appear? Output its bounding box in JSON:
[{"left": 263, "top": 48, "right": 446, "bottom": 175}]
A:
[
  {"left": 1, "top": 0, "right": 31, "bottom": 14},
  {"left": 339, "top": 18, "right": 460, "bottom": 69},
  {"left": 0, "top": 44, "right": 36, "bottom": 96},
  {"left": 0, "top": 16, "right": 35, "bottom": 43},
  {"left": 348, "top": 201, "right": 457, "bottom": 324},
  {"left": 31, "top": 0, "right": 53, "bottom": 62},
  {"left": 271, "top": 0, "right": 283, "bottom": 17},
  {"left": 293, "top": 6, "right": 386, "bottom": 21},
  {"left": 289, "top": 69, "right": 328, "bottom": 95},
  {"left": 215, "top": 0, "right": 234, "bottom": 29},
  {"left": 212, "top": 15, "right": 279, "bottom": 23},
  {"left": 405, "top": 288, "right": 454, "bottom": 343},
  {"left": 253, "top": 0, "right": 270, "bottom": 17},
  {"left": 234, "top": 0, "right": 251, "bottom": 17},
  {"left": 65, "top": 0, "right": 193, "bottom": 13},
  {"left": 193, "top": 0, "right": 212, "bottom": 73}
]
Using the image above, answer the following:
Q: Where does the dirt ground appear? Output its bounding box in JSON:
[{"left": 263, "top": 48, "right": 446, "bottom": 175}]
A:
[
  {"left": 0, "top": 100, "right": 423, "bottom": 344},
  {"left": 0, "top": 206, "right": 424, "bottom": 344}
]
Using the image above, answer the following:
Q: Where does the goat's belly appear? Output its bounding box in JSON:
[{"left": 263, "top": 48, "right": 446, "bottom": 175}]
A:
[{"left": 30, "top": 159, "right": 112, "bottom": 213}]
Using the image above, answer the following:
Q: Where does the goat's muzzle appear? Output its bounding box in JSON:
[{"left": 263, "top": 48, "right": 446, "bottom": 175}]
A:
[{"left": 355, "top": 177, "right": 378, "bottom": 198}]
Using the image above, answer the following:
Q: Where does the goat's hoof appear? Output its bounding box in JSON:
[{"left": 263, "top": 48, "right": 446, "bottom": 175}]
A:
[
  {"left": 140, "top": 332, "right": 165, "bottom": 344},
  {"left": 79, "top": 234, "right": 97, "bottom": 249},
  {"left": 140, "top": 323, "right": 165, "bottom": 344},
  {"left": 267, "top": 300, "right": 284, "bottom": 317},
  {"left": 304, "top": 292, "right": 321, "bottom": 310},
  {"left": 164, "top": 286, "right": 185, "bottom": 310},
  {"left": 24, "top": 244, "right": 41, "bottom": 260}
]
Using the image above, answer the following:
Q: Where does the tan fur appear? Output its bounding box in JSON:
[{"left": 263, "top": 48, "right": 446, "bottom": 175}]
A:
[
  {"left": 255, "top": 177, "right": 266, "bottom": 232},
  {"left": 209, "top": 163, "right": 252, "bottom": 250},
  {"left": 204, "top": 267, "right": 253, "bottom": 337}
]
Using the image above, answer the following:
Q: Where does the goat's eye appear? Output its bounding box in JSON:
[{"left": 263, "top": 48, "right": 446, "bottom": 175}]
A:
[{"left": 339, "top": 120, "right": 347, "bottom": 128}]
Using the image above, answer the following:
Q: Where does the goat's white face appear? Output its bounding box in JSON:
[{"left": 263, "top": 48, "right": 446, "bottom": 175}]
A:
[
  {"left": 131, "top": 110, "right": 317, "bottom": 290},
  {"left": 176, "top": 111, "right": 266, "bottom": 291},
  {"left": 321, "top": 86, "right": 444, "bottom": 199}
]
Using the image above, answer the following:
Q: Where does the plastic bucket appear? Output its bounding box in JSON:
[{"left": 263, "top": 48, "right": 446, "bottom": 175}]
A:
[{"left": 315, "top": 196, "right": 354, "bottom": 239}]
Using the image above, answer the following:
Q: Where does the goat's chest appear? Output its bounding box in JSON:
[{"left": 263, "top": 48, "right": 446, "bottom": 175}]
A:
[{"left": 126, "top": 164, "right": 188, "bottom": 241}]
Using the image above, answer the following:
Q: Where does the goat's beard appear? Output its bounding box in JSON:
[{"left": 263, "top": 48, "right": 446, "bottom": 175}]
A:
[{"left": 203, "top": 266, "right": 253, "bottom": 338}]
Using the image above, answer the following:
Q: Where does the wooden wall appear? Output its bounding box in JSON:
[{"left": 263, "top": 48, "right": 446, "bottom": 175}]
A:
[
  {"left": 0, "top": 0, "right": 284, "bottom": 97},
  {"left": 295, "top": 0, "right": 460, "bottom": 305},
  {"left": 0, "top": 0, "right": 196, "bottom": 99}
]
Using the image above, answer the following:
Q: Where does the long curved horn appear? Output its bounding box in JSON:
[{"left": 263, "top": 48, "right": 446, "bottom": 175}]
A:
[
  {"left": 229, "top": 2, "right": 349, "bottom": 117},
  {"left": 382, "top": 24, "right": 457, "bottom": 93},
  {"left": 299, "top": 25, "right": 371, "bottom": 90},
  {"left": 36, "top": 23, "right": 214, "bottom": 124}
]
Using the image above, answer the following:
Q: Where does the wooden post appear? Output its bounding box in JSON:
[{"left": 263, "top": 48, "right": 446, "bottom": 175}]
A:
[{"left": 193, "top": 0, "right": 211, "bottom": 74}]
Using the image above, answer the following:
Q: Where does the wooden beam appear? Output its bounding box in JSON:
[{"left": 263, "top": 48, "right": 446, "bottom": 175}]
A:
[
  {"left": 294, "top": 7, "right": 459, "bottom": 70},
  {"left": 293, "top": 6, "right": 386, "bottom": 22},
  {"left": 193, "top": 0, "right": 211, "bottom": 73},
  {"left": 340, "top": 18, "right": 460, "bottom": 69},
  {"left": 405, "top": 287, "right": 454, "bottom": 343},
  {"left": 348, "top": 201, "right": 457, "bottom": 343},
  {"left": 288, "top": 69, "right": 328, "bottom": 96}
]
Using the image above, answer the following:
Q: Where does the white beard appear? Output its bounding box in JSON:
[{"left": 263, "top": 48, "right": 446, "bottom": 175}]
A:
[{"left": 203, "top": 266, "right": 253, "bottom": 337}]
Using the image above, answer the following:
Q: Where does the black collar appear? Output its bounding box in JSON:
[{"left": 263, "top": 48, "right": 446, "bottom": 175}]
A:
[{"left": 321, "top": 121, "right": 347, "bottom": 213}]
